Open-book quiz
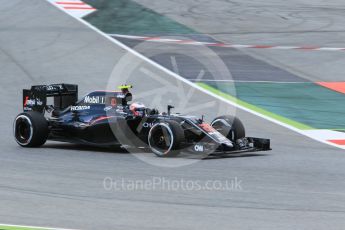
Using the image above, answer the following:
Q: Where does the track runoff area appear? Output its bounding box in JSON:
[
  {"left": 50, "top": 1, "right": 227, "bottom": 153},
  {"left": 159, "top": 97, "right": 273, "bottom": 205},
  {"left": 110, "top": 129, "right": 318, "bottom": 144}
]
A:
[{"left": 47, "top": 0, "right": 345, "bottom": 150}]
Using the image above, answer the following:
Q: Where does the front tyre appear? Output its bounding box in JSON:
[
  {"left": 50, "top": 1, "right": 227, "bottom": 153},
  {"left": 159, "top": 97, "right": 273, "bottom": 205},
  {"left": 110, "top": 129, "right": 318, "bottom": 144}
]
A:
[
  {"left": 148, "top": 120, "right": 185, "bottom": 157},
  {"left": 211, "top": 115, "right": 245, "bottom": 141},
  {"left": 14, "top": 112, "right": 49, "bottom": 147}
]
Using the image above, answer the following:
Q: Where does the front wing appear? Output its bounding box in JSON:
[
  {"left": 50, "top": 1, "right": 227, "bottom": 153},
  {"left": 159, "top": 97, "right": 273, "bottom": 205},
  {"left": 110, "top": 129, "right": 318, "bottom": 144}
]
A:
[{"left": 184, "top": 137, "right": 271, "bottom": 157}]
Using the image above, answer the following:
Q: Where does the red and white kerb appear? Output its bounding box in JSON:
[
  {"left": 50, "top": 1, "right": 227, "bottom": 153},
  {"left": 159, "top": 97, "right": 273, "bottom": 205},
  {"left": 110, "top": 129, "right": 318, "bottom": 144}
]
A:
[{"left": 49, "top": 0, "right": 96, "bottom": 18}]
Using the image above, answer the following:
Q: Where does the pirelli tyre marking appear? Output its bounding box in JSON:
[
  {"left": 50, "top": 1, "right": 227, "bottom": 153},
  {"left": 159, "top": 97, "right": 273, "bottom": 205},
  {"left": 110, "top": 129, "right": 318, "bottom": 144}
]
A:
[
  {"left": 14, "top": 115, "right": 33, "bottom": 146},
  {"left": 148, "top": 123, "right": 174, "bottom": 156}
]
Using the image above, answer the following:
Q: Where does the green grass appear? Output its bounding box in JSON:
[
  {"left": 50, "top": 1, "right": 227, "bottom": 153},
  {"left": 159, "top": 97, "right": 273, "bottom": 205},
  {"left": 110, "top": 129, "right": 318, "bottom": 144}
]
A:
[
  {"left": 199, "top": 81, "right": 345, "bottom": 130},
  {"left": 198, "top": 82, "right": 314, "bottom": 130},
  {"left": 83, "top": 0, "right": 195, "bottom": 35}
]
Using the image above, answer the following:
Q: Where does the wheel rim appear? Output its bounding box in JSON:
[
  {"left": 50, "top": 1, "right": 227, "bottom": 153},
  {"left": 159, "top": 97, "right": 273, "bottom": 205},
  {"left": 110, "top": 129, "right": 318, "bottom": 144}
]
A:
[
  {"left": 148, "top": 123, "right": 174, "bottom": 156},
  {"left": 14, "top": 115, "right": 33, "bottom": 145}
]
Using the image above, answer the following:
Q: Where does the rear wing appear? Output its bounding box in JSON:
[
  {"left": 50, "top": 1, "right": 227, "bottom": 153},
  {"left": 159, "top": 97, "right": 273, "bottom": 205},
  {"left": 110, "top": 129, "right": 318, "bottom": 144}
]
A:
[{"left": 23, "top": 84, "right": 78, "bottom": 112}]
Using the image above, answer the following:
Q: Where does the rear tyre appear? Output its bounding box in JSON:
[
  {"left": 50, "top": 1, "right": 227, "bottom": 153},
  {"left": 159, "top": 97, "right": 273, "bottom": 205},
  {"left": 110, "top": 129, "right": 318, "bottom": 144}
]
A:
[
  {"left": 148, "top": 120, "right": 185, "bottom": 157},
  {"left": 14, "top": 112, "right": 49, "bottom": 147},
  {"left": 211, "top": 115, "right": 245, "bottom": 141}
]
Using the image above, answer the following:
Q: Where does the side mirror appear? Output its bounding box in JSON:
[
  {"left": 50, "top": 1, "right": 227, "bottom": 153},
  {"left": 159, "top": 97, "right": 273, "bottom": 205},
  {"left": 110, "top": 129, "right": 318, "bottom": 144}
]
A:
[{"left": 167, "top": 105, "right": 174, "bottom": 116}]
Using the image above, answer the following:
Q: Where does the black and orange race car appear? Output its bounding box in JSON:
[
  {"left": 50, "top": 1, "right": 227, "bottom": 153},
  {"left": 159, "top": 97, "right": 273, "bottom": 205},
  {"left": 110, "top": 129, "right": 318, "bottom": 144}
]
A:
[{"left": 13, "top": 84, "right": 270, "bottom": 157}]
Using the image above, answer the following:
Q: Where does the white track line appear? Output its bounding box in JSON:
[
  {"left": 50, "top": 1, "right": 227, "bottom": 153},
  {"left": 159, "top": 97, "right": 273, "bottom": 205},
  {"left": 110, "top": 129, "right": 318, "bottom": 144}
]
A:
[
  {"left": 188, "top": 79, "right": 312, "bottom": 84},
  {"left": 109, "top": 34, "right": 345, "bottom": 52},
  {"left": 46, "top": 0, "right": 345, "bottom": 150},
  {"left": 0, "top": 223, "right": 78, "bottom": 230}
]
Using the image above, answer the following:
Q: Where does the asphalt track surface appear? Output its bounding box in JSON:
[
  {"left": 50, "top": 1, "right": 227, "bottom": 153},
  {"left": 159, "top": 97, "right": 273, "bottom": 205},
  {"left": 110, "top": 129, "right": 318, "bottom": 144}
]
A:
[
  {"left": 0, "top": 0, "right": 345, "bottom": 230},
  {"left": 133, "top": 0, "right": 345, "bottom": 82}
]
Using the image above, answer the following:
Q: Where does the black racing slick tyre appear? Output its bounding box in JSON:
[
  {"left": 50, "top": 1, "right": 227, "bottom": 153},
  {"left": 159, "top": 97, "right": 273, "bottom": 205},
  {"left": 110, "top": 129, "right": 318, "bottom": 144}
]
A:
[
  {"left": 148, "top": 120, "right": 185, "bottom": 157},
  {"left": 211, "top": 115, "right": 245, "bottom": 141},
  {"left": 14, "top": 112, "right": 49, "bottom": 147}
]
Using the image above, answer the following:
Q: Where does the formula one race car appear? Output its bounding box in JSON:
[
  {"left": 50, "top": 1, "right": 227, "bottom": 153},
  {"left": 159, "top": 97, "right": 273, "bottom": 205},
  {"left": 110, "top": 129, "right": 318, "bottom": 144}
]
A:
[{"left": 13, "top": 84, "right": 270, "bottom": 157}]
